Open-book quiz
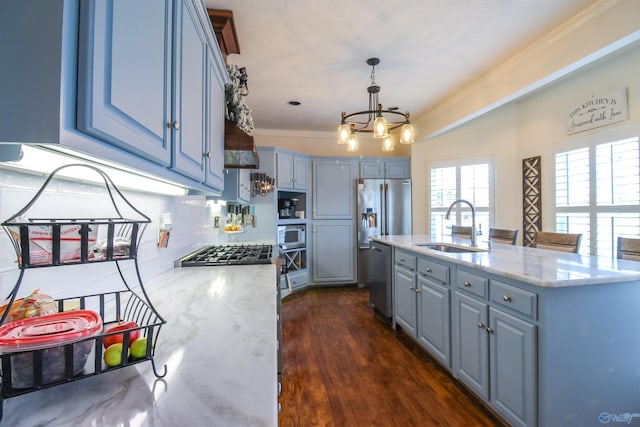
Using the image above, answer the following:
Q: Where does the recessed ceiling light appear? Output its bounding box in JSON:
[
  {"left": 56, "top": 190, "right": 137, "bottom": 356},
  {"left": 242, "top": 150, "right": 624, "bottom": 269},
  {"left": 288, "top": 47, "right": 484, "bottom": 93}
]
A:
[{"left": 288, "top": 101, "right": 301, "bottom": 106}]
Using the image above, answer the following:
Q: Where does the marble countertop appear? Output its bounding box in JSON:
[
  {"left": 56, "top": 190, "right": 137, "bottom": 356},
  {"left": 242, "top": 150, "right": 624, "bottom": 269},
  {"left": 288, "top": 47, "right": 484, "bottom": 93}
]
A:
[
  {"left": 2, "top": 265, "right": 278, "bottom": 427},
  {"left": 374, "top": 234, "right": 640, "bottom": 288}
]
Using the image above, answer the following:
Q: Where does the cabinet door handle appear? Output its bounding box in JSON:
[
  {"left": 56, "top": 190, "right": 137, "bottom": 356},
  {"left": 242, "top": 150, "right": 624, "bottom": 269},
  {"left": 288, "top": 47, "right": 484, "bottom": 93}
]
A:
[
  {"left": 503, "top": 295, "right": 512, "bottom": 302},
  {"left": 477, "top": 322, "right": 485, "bottom": 329},
  {"left": 203, "top": 151, "right": 211, "bottom": 159},
  {"left": 167, "top": 121, "right": 180, "bottom": 130},
  {"left": 409, "top": 286, "right": 415, "bottom": 291},
  {"left": 415, "top": 287, "right": 421, "bottom": 293},
  {"left": 425, "top": 267, "right": 432, "bottom": 273},
  {"left": 464, "top": 281, "right": 472, "bottom": 287},
  {"left": 486, "top": 327, "right": 495, "bottom": 334},
  {"left": 400, "top": 258, "right": 405, "bottom": 262}
]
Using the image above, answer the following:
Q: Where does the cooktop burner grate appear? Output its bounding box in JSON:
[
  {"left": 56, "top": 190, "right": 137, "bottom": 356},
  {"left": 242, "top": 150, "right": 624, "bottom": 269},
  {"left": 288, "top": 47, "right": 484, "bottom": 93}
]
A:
[{"left": 180, "top": 244, "right": 273, "bottom": 266}]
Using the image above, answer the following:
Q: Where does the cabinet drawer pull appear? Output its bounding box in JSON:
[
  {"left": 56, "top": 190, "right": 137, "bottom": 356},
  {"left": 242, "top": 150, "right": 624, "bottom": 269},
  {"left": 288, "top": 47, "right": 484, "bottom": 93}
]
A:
[
  {"left": 425, "top": 267, "right": 432, "bottom": 273},
  {"left": 167, "top": 120, "right": 180, "bottom": 130},
  {"left": 464, "top": 281, "right": 472, "bottom": 287},
  {"left": 503, "top": 295, "right": 512, "bottom": 302},
  {"left": 400, "top": 258, "right": 405, "bottom": 262},
  {"left": 477, "top": 322, "right": 485, "bottom": 329},
  {"left": 486, "top": 327, "right": 495, "bottom": 334}
]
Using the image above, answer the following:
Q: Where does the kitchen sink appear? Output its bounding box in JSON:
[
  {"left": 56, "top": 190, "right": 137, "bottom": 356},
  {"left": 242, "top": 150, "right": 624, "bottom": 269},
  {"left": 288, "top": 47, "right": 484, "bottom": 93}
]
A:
[{"left": 413, "top": 243, "right": 488, "bottom": 253}]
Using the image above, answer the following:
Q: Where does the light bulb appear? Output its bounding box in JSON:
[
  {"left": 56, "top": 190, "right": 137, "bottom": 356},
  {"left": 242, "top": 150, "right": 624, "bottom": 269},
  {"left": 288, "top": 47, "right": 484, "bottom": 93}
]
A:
[
  {"left": 337, "top": 123, "right": 350, "bottom": 144},
  {"left": 373, "top": 115, "right": 388, "bottom": 138},
  {"left": 399, "top": 123, "right": 415, "bottom": 144},
  {"left": 381, "top": 135, "right": 394, "bottom": 152},
  {"left": 347, "top": 133, "right": 359, "bottom": 152}
]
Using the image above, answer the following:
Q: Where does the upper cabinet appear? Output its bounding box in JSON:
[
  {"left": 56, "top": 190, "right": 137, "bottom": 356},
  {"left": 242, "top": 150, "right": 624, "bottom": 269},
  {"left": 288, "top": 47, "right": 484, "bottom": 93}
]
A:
[
  {"left": 312, "top": 158, "right": 356, "bottom": 219},
  {"left": 220, "top": 168, "right": 251, "bottom": 204},
  {"left": 0, "top": 0, "right": 227, "bottom": 194},
  {"left": 277, "top": 151, "right": 308, "bottom": 190},
  {"left": 78, "top": 0, "right": 227, "bottom": 191},
  {"left": 76, "top": 0, "right": 172, "bottom": 166},
  {"left": 359, "top": 158, "right": 410, "bottom": 179}
]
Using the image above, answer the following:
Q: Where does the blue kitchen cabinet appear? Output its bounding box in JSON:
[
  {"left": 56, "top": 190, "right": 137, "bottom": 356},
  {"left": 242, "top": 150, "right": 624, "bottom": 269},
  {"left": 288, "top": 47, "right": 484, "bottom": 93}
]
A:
[
  {"left": 394, "top": 250, "right": 451, "bottom": 368},
  {"left": 221, "top": 168, "right": 251, "bottom": 204},
  {"left": 277, "top": 150, "right": 308, "bottom": 191},
  {"left": 359, "top": 158, "right": 410, "bottom": 179},
  {"left": 78, "top": 0, "right": 226, "bottom": 189},
  {"left": 204, "top": 44, "right": 226, "bottom": 190},
  {"left": 393, "top": 249, "right": 418, "bottom": 336},
  {"left": 311, "top": 220, "right": 355, "bottom": 283},
  {"left": 417, "top": 273, "right": 450, "bottom": 368},
  {"left": 0, "top": 0, "right": 226, "bottom": 194},
  {"left": 77, "top": 0, "right": 172, "bottom": 166},
  {"left": 312, "top": 158, "right": 356, "bottom": 219},
  {"left": 452, "top": 268, "right": 536, "bottom": 427}
]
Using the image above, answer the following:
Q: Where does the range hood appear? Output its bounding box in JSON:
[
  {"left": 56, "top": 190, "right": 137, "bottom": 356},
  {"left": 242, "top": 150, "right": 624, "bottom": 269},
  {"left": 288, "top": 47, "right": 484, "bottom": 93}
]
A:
[{"left": 224, "top": 119, "right": 259, "bottom": 169}]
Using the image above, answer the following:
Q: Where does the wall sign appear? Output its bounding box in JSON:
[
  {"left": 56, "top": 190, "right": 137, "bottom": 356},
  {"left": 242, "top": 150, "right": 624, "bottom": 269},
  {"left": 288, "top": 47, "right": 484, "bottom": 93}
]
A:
[{"left": 566, "top": 88, "right": 628, "bottom": 135}]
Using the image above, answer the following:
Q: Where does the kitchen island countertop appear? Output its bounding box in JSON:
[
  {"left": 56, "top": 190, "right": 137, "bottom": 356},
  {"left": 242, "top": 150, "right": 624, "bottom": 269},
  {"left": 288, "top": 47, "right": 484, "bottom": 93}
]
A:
[
  {"left": 2, "top": 265, "right": 278, "bottom": 427},
  {"left": 374, "top": 234, "right": 640, "bottom": 287}
]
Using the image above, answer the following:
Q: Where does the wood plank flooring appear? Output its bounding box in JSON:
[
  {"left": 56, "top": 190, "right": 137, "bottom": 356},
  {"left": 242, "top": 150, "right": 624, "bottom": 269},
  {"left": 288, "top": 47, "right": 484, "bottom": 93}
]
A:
[{"left": 278, "top": 286, "right": 506, "bottom": 427}]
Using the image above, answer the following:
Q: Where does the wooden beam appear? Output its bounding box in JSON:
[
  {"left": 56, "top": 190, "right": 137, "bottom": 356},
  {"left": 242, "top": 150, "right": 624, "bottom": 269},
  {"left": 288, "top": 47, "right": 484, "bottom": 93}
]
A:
[{"left": 207, "top": 9, "right": 240, "bottom": 61}]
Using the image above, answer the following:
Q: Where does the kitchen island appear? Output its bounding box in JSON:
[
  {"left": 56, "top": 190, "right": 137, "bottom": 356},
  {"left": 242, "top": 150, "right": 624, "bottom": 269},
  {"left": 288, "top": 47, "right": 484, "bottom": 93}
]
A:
[
  {"left": 374, "top": 235, "right": 640, "bottom": 427},
  {"left": 1, "top": 265, "right": 278, "bottom": 427}
]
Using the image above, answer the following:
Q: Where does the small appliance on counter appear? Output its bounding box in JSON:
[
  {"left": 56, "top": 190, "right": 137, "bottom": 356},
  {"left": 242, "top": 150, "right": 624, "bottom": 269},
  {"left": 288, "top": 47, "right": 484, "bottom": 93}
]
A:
[
  {"left": 277, "top": 224, "right": 305, "bottom": 250},
  {"left": 278, "top": 198, "right": 298, "bottom": 219}
]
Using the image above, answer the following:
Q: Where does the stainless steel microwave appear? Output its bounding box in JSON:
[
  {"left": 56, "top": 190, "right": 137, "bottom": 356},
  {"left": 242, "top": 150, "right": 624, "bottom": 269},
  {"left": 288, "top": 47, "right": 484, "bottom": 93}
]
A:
[{"left": 277, "top": 225, "right": 305, "bottom": 249}]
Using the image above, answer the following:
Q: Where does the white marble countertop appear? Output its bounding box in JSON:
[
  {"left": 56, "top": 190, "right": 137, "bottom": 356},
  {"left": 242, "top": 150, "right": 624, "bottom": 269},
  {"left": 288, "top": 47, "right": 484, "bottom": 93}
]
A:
[
  {"left": 2, "top": 265, "right": 278, "bottom": 427},
  {"left": 374, "top": 234, "right": 640, "bottom": 288}
]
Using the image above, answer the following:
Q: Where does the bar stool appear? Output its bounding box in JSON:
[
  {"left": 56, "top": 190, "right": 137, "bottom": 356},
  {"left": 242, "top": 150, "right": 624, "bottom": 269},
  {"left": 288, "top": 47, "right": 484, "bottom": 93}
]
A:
[
  {"left": 617, "top": 237, "right": 640, "bottom": 261},
  {"left": 534, "top": 231, "right": 582, "bottom": 253},
  {"left": 488, "top": 228, "right": 518, "bottom": 245}
]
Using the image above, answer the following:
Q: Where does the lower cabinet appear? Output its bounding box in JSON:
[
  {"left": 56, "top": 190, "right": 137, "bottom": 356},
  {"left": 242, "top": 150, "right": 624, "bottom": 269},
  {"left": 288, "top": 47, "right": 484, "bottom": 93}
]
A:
[
  {"left": 417, "top": 276, "right": 450, "bottom": 367},
  {"left": 394, "top": 261, "right": 417, "bottom": 336},
  {"left": 393, "top": 249, "right": 451, "bottom": 368},
  {"left": 453, "top": 269, "right": 537, "bottom": 427},
  {"left": 311, "top": 220, "right": 355, "bottom": 283}
]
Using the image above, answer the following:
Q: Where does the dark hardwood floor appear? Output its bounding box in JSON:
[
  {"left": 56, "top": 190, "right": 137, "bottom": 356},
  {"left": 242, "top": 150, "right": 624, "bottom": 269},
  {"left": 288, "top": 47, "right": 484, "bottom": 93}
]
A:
[{"left": 278, "top": 286, "right": 505, "bottom": 427}]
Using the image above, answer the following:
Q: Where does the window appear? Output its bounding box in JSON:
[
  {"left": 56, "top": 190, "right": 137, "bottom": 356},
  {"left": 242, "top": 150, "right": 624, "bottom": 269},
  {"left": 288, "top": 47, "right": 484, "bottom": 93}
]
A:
[
  {"left": 429, "top": 160, "right": 493, "bottom": 240},
  {"left": 555, "top": 137, "right": 640, "bottom": 256}
]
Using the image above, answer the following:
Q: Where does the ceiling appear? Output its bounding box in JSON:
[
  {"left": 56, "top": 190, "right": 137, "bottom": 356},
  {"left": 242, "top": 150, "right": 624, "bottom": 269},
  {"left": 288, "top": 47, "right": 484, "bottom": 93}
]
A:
[{"left": 204, "top": 0, "right": 597, "bottom": 135}]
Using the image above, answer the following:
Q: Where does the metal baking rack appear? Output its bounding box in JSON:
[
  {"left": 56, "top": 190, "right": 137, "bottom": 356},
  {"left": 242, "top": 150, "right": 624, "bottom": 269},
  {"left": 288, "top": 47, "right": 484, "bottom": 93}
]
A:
[{"left": 0, "top": 164, "right": 167, "bottom": 420}]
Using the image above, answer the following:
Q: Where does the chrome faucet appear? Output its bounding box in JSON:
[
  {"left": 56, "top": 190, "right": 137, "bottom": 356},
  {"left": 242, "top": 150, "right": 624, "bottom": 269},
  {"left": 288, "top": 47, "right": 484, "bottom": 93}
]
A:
[{"left": 445, "top": 199, "right": 477, "bottom": 247}]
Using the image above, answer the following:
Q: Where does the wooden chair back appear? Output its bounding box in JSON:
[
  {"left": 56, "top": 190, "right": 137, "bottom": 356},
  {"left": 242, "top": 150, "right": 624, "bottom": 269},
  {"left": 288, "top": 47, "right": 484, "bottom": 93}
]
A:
[
  {"left": 489, "top": 228, "right": 518, "bottom": 245},
  {"left": 451, "top": 225, "right": 473, "bottom": 239},
  {"left": 617, "top": 237, "right": 640, "bottom": 261},
  {"left": 534, "top": 231, "right": 582, "bottom": 253}
]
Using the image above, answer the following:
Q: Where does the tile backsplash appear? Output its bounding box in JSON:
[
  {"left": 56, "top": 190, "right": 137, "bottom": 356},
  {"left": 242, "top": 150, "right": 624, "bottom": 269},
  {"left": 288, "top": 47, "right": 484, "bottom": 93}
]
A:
[{"left": 0, "top": 168, "right": 218, "bottom": 300}]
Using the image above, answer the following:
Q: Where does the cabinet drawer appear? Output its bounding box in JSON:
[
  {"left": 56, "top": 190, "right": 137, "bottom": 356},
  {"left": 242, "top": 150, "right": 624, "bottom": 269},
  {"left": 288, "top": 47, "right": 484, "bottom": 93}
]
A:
[
  {"left": 490, "top": 280, "right": 537, "bottom": 319},
  {"left": 417, "top": 257, "right": 449, "bottom": 285},
  {"left": 456, "top": 270, "right": 488, "bottom": 299},
  {"left": 395, "top": 250, "right": 416, "bottom": 270}
]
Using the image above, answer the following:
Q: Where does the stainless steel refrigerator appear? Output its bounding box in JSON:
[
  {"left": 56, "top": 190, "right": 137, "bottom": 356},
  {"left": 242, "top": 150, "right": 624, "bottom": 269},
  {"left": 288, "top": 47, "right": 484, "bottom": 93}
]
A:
[{"left": 356, "top": 178, "right": 412, "bottom": 318}]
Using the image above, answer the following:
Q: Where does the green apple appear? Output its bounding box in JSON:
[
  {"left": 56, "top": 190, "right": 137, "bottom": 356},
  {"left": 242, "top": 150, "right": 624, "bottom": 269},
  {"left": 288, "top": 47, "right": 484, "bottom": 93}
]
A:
[
  {"left": 104, "top": 343, "right": 130, "bottom": 367},
  {"left": 130, "top": 337, "right": 148, "bottom": 359}
]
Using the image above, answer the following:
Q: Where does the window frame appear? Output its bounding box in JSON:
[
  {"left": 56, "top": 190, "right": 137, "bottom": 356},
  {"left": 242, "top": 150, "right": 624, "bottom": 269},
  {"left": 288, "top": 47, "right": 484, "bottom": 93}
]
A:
[
  {"left": 428, "top": 155, "right": 495, "bottom": 240},
  {"left": 552, "top": 122, "right": 640, "bottom": 257}
]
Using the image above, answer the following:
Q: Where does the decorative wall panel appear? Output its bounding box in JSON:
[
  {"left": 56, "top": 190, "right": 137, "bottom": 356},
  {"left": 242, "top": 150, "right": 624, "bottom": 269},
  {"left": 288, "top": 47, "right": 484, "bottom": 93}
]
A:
[{"left": 522, "top": 156, "right": 542, "bottom": 247}]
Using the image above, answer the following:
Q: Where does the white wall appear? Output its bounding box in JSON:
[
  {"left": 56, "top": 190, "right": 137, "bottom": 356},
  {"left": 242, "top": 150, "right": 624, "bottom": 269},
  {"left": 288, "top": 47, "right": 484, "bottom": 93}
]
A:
[{"left": 410, "top": 41, "right": 640, "bottom": 237}]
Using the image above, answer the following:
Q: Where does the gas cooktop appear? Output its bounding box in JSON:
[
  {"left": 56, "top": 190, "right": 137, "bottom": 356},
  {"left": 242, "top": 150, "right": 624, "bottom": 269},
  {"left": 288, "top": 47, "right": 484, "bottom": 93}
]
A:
[{"left": 180, "top": 244, "right": 274, "bottom": 266}]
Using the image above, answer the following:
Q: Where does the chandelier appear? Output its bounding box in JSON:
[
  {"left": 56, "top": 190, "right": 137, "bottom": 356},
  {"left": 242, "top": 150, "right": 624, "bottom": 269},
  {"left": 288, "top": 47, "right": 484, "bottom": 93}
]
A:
[{"left": 337, "top": 58, "right": 415, "bottom": 152}]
